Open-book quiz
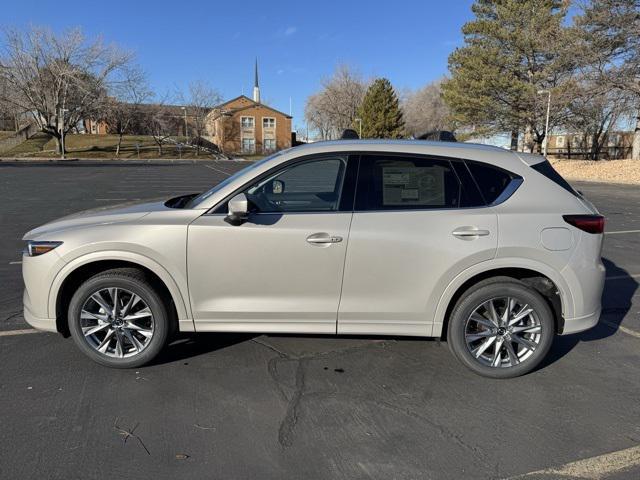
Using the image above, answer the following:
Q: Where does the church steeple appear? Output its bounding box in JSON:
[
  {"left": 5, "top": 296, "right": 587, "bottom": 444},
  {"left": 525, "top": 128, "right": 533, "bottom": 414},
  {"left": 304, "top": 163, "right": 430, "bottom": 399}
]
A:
[{"left": 253, "top": 58, "right": 260, "bottom": 103}]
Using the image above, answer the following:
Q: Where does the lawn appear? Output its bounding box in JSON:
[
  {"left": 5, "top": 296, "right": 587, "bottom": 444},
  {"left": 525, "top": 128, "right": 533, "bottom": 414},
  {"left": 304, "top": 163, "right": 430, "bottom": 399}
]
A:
[{"left": 2, "top": 133, "right": 221, "bottom": 159}]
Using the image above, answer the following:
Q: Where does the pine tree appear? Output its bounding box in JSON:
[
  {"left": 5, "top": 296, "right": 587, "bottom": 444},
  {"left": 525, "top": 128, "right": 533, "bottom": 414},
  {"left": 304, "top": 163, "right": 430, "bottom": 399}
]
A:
[
  {"left": 441, "top": 0, "right": 575, "bottom": 152},
  {"left": 356, "top": 78, "right": 404, "bottom": 139}
]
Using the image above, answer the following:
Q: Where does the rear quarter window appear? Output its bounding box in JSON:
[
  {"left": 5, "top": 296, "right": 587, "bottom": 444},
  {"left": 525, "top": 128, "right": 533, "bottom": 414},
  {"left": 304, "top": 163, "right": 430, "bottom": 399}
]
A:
[
  {"left": 466, "top": 161, "right": 518, "bottom": 204},
  {"left": 530, "top": 160, "right": 579, "bottom": 196}
]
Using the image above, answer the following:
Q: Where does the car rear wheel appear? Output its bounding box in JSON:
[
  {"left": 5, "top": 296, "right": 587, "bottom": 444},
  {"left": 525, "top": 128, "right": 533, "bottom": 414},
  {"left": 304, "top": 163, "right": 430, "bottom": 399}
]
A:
[
  {"left": 68, "top": 268, "right": 169, "bottom": 368},
  {"left": 447, "top": 278, "right": 554, "bottom": 378}
]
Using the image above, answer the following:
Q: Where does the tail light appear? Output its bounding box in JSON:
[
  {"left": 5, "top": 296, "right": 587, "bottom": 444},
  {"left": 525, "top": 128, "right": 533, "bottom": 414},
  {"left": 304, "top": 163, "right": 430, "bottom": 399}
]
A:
[{"left": 562, "top": 215, "right": 605, "bottom": 234}]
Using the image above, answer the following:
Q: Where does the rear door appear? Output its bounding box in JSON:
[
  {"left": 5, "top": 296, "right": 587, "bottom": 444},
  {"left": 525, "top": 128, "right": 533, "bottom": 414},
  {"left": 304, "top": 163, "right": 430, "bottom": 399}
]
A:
[{"left": 337, "top": 153, "right": 498, "bottom": 336}]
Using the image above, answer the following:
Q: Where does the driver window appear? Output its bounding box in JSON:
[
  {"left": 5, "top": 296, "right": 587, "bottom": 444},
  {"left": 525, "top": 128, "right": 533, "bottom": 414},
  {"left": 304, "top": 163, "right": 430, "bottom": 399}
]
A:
[{"left": 246, "top": 157, "right": 346, "bottom": 213}]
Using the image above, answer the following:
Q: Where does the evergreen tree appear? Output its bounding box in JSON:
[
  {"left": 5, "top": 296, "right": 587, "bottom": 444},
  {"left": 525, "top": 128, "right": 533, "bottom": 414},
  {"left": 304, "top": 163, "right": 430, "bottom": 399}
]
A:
[
  {"left": 441, "top": 0, "right": 575, "bottom": 152},
  {"left": 356, "top": 78, "right": 404, "bottom": 139}
]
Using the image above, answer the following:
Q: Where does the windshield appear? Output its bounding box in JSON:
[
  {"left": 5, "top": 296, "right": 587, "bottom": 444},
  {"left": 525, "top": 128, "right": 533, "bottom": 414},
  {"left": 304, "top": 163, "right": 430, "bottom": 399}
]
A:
[{"left": 186, "top": 152, "right": 285, "bottom": 208}]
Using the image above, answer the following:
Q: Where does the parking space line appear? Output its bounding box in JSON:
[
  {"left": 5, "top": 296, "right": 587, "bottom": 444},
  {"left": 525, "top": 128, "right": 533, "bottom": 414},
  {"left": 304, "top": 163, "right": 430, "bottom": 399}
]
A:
[
  {"left": 202, "top": 164, "right": 232, "bottom": 176},
  {"left": 601, "top": 320, "right": 640, "bottom": 339},
  {"left": 9, "top": 261, "right": 22, "bottom": 265},
  {"left": 508, "top": 444, "right": 640, "bottom": 479},
  {"left": 605, "top": 229, "right": 640, "bottom": 235},
  {"left": 0, "top": 329, "right": 40, "bottom": 337}
]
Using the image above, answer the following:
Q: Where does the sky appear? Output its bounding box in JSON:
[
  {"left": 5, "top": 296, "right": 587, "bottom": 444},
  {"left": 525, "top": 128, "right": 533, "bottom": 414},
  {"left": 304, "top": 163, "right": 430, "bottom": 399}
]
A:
[{"left": 3, "top": 0, "right": 476, "bottom": 130}]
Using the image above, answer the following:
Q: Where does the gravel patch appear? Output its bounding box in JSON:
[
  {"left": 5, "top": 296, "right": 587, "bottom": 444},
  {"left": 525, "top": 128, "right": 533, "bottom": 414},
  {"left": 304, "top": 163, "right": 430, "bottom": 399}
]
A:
[{"left": 552, "top": 159, "right": 640, "bottom": 185}]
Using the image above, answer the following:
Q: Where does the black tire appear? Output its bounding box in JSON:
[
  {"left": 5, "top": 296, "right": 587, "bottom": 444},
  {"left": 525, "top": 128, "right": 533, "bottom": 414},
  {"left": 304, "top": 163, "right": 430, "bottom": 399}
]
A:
[
  {"left": 68, "top": 268, "right": 170, "bottom": 368},
  {"left": 447, "top": 277, "right": 554, "bottom": 379}
]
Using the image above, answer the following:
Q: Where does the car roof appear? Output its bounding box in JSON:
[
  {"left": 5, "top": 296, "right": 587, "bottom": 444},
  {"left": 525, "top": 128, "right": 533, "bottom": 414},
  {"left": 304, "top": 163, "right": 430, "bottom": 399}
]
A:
[{"left": 292, "top": 139, "right": 509, "bottom": 154}]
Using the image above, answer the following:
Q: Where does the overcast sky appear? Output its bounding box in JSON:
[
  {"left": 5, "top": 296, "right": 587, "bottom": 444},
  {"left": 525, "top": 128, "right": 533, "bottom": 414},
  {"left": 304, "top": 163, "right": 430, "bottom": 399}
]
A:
[{"left": 3, "top": 0, "right": 476, "bottom": 129}]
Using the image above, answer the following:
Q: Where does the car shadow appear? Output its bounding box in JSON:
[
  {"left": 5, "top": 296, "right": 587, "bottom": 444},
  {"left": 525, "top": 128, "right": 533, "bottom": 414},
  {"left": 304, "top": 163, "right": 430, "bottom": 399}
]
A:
[
  {"left": 150, "top": 332, "right": 259, "bottom": 366},
  {"left": 538, "top": 257, "right": 638, "bottom": 369}
]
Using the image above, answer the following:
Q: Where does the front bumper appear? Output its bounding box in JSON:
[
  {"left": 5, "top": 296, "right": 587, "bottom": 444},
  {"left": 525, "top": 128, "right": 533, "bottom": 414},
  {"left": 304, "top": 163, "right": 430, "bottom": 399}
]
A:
[
  {"left": 23, "top": 291, "right": 57, "bottom": 332},
  {"left": 560, "top": 306, "right": 601, "bottom": 335}
]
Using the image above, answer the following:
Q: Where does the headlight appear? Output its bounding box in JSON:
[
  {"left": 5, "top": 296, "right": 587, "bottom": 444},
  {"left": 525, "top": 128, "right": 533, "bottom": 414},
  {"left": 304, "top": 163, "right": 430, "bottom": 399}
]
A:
[{"left": 24, "top": 241, "right": 63, "bottom": 257}]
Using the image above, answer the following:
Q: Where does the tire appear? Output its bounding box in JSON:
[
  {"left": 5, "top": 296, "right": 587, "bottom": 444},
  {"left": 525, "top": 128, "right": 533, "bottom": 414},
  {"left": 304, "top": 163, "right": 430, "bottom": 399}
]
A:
[
  {"left": 68, "top": 268, "right": 170, "bottom": 368},
  {"left": 447, "top": 277, "right": 554, "bottom": 379}
]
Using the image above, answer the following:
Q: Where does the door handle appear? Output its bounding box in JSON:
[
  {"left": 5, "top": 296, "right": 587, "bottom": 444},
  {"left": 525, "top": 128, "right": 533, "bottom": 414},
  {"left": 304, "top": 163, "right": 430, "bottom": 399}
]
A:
[
  {"left": 306, "top": 233, "right": 343, "bottom": 245},
  {"left": 452, "top": 227, "right": 490, "bottom": 239}
]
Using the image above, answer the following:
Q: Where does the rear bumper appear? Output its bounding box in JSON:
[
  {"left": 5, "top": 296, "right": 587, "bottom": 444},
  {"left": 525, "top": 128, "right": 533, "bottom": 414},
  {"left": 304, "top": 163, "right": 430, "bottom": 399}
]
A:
[{"left": 560, "top": 306, "right": 601, "bottom": 335}]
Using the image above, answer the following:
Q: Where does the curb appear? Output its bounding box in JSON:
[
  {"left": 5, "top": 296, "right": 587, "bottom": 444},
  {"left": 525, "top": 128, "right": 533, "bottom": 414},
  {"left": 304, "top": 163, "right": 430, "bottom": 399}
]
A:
[{"left": 0, "top": 157, "right": 246, "bottom": 165}]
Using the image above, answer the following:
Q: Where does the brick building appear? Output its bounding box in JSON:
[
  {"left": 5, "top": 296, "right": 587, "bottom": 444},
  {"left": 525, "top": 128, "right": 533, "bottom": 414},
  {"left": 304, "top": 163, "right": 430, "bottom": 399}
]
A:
[{"left": 205, "top": 61, "right": 292, "bottom": 155}]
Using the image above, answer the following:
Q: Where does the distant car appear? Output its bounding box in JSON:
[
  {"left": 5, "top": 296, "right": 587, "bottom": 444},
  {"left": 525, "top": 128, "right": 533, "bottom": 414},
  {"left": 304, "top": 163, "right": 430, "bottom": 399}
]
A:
[{"left": 22, "top": 140, "right": 605, "bottom": 377}]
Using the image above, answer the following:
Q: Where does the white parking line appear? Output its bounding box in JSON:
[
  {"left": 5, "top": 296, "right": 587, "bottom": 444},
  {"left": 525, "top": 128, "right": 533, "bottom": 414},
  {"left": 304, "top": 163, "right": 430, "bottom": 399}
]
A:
[
  {"left": 605, "top": 229, "right": 640, "bottom": 235},
  {"left": 203, "top": 164, "right": 232, "bottom": 176},
  {"left": 601, "top": 320, "right": 640, "bottom": 339},
  {"left": 0, "top": 329, "right": 40, "bottom": 337},
  {"left": 9, "top": 261, "right": 22, "bottom": 265},
  {"left": 509, "top": 444, "right": 640, "bottom": 479}
]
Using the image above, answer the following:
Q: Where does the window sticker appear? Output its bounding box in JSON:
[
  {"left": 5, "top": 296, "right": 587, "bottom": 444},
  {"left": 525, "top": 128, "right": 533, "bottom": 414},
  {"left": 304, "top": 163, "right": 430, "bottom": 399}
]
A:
[{"left": 381, "top": 166, "right": 446, "bottom": 206}]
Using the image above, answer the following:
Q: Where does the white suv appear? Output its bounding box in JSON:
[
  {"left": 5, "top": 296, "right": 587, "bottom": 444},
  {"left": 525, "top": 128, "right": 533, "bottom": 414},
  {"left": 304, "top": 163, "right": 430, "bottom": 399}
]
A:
[{"left": 22, "top": 140, "right": 605, "bottom": 377}]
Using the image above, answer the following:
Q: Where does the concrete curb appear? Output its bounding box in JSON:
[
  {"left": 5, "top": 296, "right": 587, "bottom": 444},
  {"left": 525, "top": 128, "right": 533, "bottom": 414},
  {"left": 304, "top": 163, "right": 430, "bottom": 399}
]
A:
[{"left": 0, "top": 157, "right": 246, "bottom": 165}]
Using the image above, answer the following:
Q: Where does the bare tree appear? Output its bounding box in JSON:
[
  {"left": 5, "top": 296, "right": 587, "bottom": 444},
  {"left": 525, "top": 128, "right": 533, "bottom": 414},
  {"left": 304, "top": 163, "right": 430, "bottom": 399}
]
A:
[
  {"left": 143, "top": 103, "right": 174, "bottom": 156},
  {"left": 402, "top": 79, "right": 452, "bottom": 138},
  {"left": 104, "top": 66, "right": 153, "bottom": 156},
  {"left": 304, "top": 64, "right": 368, "bottom": 139},
  {"left": 576, "top": 0, "right": 640, "bottom": 159},
  {"left": 304, "top": 93, "right": 336, "bottom": 140},
  {"left": 0, "top": 26, "right": 131, "bottom": 157},
  {"left": 565, "top": 84, "right": 630, "bottom": 159},
  {"left": 181, "top": 80, "right": 221, "bottom": 154}
]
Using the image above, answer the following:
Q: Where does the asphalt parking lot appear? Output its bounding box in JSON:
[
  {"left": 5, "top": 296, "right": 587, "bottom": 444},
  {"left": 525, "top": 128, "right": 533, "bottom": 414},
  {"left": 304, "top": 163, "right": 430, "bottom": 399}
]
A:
[{"left": 1, "top": 160, "right": 639, "bottom": 480}]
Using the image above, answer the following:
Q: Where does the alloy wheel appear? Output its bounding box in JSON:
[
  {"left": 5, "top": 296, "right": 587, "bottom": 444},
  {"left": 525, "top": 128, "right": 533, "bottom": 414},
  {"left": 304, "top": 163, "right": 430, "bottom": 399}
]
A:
[
  {"left": 464, "top": 296, "right": 542, "bottom": 368},
  {"left": 79, "top": 287, "right": 155, "bottom": 358}
]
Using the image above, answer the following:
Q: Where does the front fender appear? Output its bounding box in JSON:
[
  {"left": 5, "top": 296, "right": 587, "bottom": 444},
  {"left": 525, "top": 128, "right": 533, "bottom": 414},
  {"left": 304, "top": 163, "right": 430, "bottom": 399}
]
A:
[{"left": 47, "top": 250, "right": 194, "bottom": 332}]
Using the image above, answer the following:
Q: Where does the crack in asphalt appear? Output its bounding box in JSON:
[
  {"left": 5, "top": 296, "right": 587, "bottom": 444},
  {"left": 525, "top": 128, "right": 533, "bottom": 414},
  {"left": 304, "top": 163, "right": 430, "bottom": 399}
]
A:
[
  {"left": 252, "top": 338, "right": 390, "bottom": 448},
  {"left": 252, "top": 337, "right": 488, "bottom": 461}
]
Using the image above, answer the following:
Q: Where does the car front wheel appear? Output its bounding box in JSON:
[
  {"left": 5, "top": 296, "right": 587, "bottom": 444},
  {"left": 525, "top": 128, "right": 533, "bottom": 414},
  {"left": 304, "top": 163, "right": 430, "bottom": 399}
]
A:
[
  {"left": 447, "top": 278, "right": 554, "bottom": 378},
  {"left": 68, "top": 268, "right": 169, "bottom": 368}
]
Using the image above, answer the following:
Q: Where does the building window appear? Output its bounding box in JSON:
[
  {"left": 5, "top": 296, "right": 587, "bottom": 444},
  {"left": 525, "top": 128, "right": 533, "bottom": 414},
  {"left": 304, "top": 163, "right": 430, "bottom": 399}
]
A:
[
  {"left": 556, "top": 135, "right": 565, "bottom": 148},
  {"left": 263, "top": 117, "right": 275, "bottom": 129},
  {"left": 242, "top": 138, "right": 255, "bottom": 154},
  {"left": 264, "top": 138, "right": 276, "bottom": 153},
  {"left": 241, "top": 117, "right": 254, "bottom": 128}
]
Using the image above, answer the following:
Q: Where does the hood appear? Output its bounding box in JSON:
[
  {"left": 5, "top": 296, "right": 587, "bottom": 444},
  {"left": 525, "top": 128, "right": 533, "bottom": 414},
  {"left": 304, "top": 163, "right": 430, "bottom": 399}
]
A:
[{"left": 23, "top": 199, "right": 169, "bottom": 240}]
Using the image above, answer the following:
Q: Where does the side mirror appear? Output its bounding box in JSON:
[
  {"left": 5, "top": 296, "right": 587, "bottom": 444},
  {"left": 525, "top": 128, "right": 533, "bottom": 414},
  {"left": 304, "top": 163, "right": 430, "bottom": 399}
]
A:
[
  {"left": 271, "top": 179, "right": 284, "bottom": 194},
  {"left": 225, "top": 193, "right": 249, "bottom": 226}
]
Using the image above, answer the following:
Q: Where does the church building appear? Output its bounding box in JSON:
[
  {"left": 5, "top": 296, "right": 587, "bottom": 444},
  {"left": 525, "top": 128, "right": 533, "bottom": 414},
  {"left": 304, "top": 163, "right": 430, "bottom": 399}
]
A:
[{"left": 205, "top": 60, "right": 292, "bottom": 155}]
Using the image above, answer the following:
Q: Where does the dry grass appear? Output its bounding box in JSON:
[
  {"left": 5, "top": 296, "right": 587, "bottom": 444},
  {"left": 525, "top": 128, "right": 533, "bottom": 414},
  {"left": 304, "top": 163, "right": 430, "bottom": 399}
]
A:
[
  {"left": 0, "top": 131, "right": 15, "bottom": 141},
  {"left": 551, "top": 159, "right": 640, "bottom": 185},
  {"left": 2, "top": 133, "right": 217, "bottom": 159}
]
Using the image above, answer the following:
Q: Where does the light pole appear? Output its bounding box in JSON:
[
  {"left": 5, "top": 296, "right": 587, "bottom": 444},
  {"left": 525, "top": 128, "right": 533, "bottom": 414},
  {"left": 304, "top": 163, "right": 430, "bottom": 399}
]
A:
[
  {"left": 181, "top": 106, "right": 188, "bottom": 139},
  {"left": 355, "top": 117, "right": 362, "bottom": 139},
  {"left": 58, "top": 107, "right": 68, "bottom": 159},
  {"left": 537, "top": 89, "right": 551, "bottom": 157}
]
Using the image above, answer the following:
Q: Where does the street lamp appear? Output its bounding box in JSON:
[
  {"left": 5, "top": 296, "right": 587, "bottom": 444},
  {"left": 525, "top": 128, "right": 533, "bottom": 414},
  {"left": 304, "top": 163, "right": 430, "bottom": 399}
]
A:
[
  {"left": 181, "top": 106, "right": 188, "bottom": 139},
  {"left": 58, "top": 107, "right": 69, "bottom": 159},
  {"left": 355, "top": 117, "right": 362, "bottom": 139},
  {"left": 537, "top": 89, "right": 551, "bottom": 157}
]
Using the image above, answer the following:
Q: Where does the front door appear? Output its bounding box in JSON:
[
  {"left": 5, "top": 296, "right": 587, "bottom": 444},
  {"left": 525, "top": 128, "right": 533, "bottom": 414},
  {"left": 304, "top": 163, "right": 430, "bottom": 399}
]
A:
[
  {"left": 188, "top": 155, "right": 355, "bottom": 333},
  {"left": 338, "top": 153, "right": 498, "bottom": 336}
]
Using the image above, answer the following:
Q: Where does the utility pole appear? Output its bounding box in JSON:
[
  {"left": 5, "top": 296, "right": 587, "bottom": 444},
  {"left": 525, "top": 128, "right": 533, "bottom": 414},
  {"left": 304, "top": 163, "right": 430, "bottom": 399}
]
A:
[
  {"left": 181, "top": 107, "right": 188, "bottom": 139},
  {"left": 537, "top": 89, "right": 551, "bottom": 157},
  {"left": 355, "top": 118, "right": 363, "bottom": 139}
]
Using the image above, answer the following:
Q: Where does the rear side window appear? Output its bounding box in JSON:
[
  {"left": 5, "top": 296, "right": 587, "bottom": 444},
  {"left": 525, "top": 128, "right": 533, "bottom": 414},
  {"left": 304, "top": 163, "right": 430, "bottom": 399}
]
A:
[
  {"left": 466, "top": 161, "right": 516, "bottom": 204},
  {"left": 355, "top": 155, "right": 480, "bottom": 210},
  {"left": 531, "top": 160, "right": 579, "bottom": 196}
]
